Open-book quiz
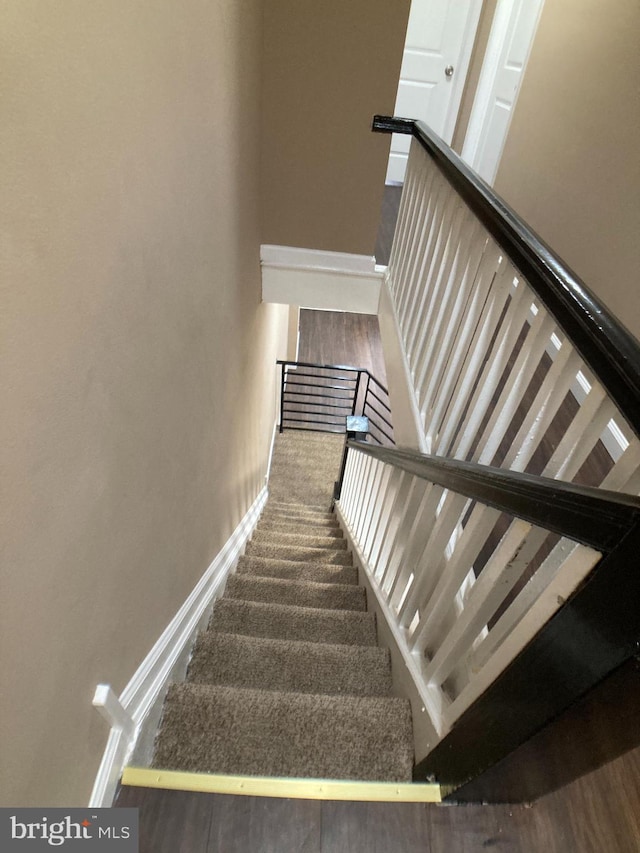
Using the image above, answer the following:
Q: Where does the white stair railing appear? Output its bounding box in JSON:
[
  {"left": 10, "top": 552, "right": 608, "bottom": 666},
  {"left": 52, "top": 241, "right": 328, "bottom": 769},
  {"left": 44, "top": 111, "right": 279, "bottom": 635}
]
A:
[
  {"left": 334, "top": 118, "right": 640, "bottom": 778},
  {"left": 337, "top": 448, "right": 612, "bottom": 740},
  {"left": 386, "top": 134, "right": 640, "bottom": 493}
]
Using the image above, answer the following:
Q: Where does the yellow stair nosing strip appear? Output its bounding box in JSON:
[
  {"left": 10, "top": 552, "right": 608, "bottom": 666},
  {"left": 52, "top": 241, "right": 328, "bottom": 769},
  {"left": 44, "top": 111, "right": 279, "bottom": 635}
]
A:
[{"left": 121, "top": 767, "right": 441, "bottom": 803}]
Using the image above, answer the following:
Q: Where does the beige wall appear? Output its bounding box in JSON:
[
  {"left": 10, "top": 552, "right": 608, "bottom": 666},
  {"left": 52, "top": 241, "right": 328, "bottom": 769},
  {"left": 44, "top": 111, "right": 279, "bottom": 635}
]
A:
[
  {"left": 494, "top": 0, "right": 640, "bottom": 339},
  {"left": 261, "top": 0, "right": 411, "bottom": 256},
  {"left": 0, "top": 0, "right": 288, "bottom": 806}
]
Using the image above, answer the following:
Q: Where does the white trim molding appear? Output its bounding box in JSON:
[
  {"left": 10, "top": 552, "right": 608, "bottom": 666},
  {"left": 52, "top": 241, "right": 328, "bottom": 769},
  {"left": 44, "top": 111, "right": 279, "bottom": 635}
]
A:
[
  {"left": 261, "top": 245, "right": 384, "bottom": 315},
  {"left": 89, "top": 486, "right": 268, "bottom": 807}
]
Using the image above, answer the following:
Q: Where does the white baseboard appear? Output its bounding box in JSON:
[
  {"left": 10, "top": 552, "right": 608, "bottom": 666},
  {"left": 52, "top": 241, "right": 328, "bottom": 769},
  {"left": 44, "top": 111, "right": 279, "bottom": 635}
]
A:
[
  {"left": 89, "top": 486, "right": 268, "bottom": 807},
  {"left": 261, "top": 245, "right": 384, "bottom": 315}
]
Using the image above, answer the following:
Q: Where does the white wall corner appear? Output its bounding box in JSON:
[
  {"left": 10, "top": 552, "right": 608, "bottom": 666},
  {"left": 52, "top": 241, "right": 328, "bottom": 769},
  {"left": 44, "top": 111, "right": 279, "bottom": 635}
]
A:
[
  {"left": 260, "top": 244, "right": 383, "bottom": 315},
  {"left": 88, "top": 485, "right": 268, "bottom": 808}
]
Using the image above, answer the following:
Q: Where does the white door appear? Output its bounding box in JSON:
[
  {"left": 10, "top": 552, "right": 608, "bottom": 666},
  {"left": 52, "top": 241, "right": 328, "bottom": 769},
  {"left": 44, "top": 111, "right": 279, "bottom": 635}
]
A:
[
  {"left": 461, "top": 0, "right": 545, "bottom": 185},
  {"left": 386, "top": 0, "right": 483, "bottom": 184}
]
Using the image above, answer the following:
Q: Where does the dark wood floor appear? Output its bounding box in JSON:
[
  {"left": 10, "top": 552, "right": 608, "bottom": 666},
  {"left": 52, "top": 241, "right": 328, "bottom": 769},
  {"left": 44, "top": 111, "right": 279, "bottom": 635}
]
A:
[
  {"left": 298, "top": 309, "right": 388, "bottom": 385},
  {"left": 116, "top": 765, "right": 640, "bottom": 853},
  {"left": 115, "top": 785, "right": 539, "bottom": 852}
]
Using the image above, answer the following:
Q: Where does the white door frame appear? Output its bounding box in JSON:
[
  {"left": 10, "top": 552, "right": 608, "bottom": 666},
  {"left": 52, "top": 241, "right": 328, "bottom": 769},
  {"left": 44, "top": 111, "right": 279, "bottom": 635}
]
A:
[
  {"left": 441, "top": 0, "right": 484, "bottom": 145},
  {"left": 461, "top": 0, "right": 545, "bottom": 184},
  {"left": 387, "top": 0, "right": 483, "bottom": 184}
]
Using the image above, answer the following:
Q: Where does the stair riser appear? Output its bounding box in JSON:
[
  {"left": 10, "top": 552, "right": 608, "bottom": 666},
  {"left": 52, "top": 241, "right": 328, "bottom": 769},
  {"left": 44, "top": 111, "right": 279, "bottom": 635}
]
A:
[
  {"left": 251, "top": 532, "right": 348, "bottom": 550},
  {"left": 237, "top": 556, "right": 358, "bottom": 585},
  {"left": 266, "top": 500, "right": 333, "bottom": 510},
  {"left": 210, "top": 600, "right": 378, "bottom": 646},
  {"left": 261, "top": 509, "right": 337, "bottom": 524},
  {"left": 257, "top": 520, "right": 342, "bottom": 536},
  {"left": 224, "top": 575, "right": 366, "bottom": 612},
  {"left": 244, "top": 542, "right": 353, "bottom": 566}
]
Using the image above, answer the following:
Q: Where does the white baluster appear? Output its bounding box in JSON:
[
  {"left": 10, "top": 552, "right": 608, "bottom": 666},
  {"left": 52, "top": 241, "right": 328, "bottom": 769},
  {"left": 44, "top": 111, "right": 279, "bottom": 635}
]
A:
[
  {"left": 377, "top": 477, "right": 420, "bottom": 590},
  {"left": 422, "top": 242, "right": 503, "bottom": 441},
  {"left": 603, "top": 442, "right": 640, "bottom": 493},
  {"left": 405, "top": 189, "right": 463, "bottom": 361},
  {"left": 383, "top": 478, "right": 434, "bottom": 605},
  {"left": 450, "top": 540, "right": 602, "bottom": 726},
  {"left": 414, "top": 214, "right": 486, "bottom": 399},
  {"left": 397, "top": 490, "right": 472, "bottom": 631},
  {"left": 359, "top": 458, "right": 387, "bottom": 555},
  {"left": 389, "top": 141, "right": 426, "bottom": 282},
  {"left": 410, "top": 201, "right": 471, "bottom": 379},
  {"left": 475, "top": 311, "right": 556, "bottom": 466},
  {"left": 542, "top": 387, "right": 609, "bottom": 481},
  {"left": 420, "top": 518, "right": 532, "bottom": 688},
  {"left": 406, "top": 502, "right": 500, "bottom": 649},
  {"left": 395, "top": 164, "right": 439, "bottom": 329},
  {"left": 433, "top": 256, "right": 515, "bottom": 456},
  {"left": 352, "top": 453, "right": 374, "bottom": 538},
  {"left": 506, "top": 347, "right": 582, "bottom": 472},
  {"left": 450, "top": 272, "right": 534, "bottom": 461},
  {"left": 369, "top": 469, "right": 408, "bottom": 576}
]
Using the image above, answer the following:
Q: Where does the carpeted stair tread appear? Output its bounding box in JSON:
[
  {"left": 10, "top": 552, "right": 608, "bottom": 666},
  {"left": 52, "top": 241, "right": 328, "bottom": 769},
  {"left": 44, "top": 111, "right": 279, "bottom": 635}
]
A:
[
  {"left": 224, "top": 574, "right": 366, "bottom": 612},
  {"left": 267, "top": 500, "right": 334, "bottom": 514},
  {"left": 256, "top": 518, "right": 343, "bottom": 537},
  {"left": 245, "top": 540, "right": 353, "bottom": 565},
  {"left": 264, "top": 501, "right": 335, "bottom": 514},
  {"left": 267, "top": 433, "right": 344, "bottom": 506},
  {"left": 261, "top": 506, "right": 338, "bottom": 524},
  {"left": 270, "top": 438, "right": 343, "bottom": 457},
  {"left": 187, "top": 632, "right": 392, "bottom": 696},
  {"left": 258, "top": 514, "right": 338, "bottom": 530},
  {"left": 210, "top": 598, "right": 377, "bottom": 646},
  {"left": 153, "top": 683, "right": 413, "bottom": 782},
  {"left": 251, "top": 530, "right": 348, "bottom": 550},
  {"left": 237, "top": 554, "right": 358, "bottom": 585}
]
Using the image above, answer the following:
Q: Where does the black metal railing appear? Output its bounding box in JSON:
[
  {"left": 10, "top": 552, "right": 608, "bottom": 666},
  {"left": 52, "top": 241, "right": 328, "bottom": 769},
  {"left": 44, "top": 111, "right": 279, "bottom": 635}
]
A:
[{"left": 277, "top": 360, "right": 394, "bottom": 445}]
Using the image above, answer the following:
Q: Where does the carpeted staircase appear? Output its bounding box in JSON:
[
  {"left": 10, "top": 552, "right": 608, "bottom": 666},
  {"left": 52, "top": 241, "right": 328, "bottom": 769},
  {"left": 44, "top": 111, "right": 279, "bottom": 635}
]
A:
[{"left": 152, "top": 431, "right": 414, "bottom": 782}]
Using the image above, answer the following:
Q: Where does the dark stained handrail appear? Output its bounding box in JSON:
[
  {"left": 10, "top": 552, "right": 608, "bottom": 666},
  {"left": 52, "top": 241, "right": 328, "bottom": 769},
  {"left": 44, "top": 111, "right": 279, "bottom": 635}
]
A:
[
  {"left": 343, "top": 440, "right": 640, "bottom": 552},
  {"left": 372, "top": 115, "right": 640, "bottom": 440}
]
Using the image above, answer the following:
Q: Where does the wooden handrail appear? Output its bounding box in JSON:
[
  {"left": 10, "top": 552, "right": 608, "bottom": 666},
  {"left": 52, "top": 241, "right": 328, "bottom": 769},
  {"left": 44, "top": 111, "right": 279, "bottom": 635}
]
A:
[
  {"left": 372, "top": 115, "right": 640, "bottom": 440},
  {"left": 345, "top": 441, "right": 640, "bottom": 552}
]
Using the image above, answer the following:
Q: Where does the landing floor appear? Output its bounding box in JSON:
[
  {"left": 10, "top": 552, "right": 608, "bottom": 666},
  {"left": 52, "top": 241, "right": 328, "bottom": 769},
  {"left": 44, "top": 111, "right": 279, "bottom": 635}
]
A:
[{"left": 115, "top": 769, "right": 639, "bottom": 852}]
